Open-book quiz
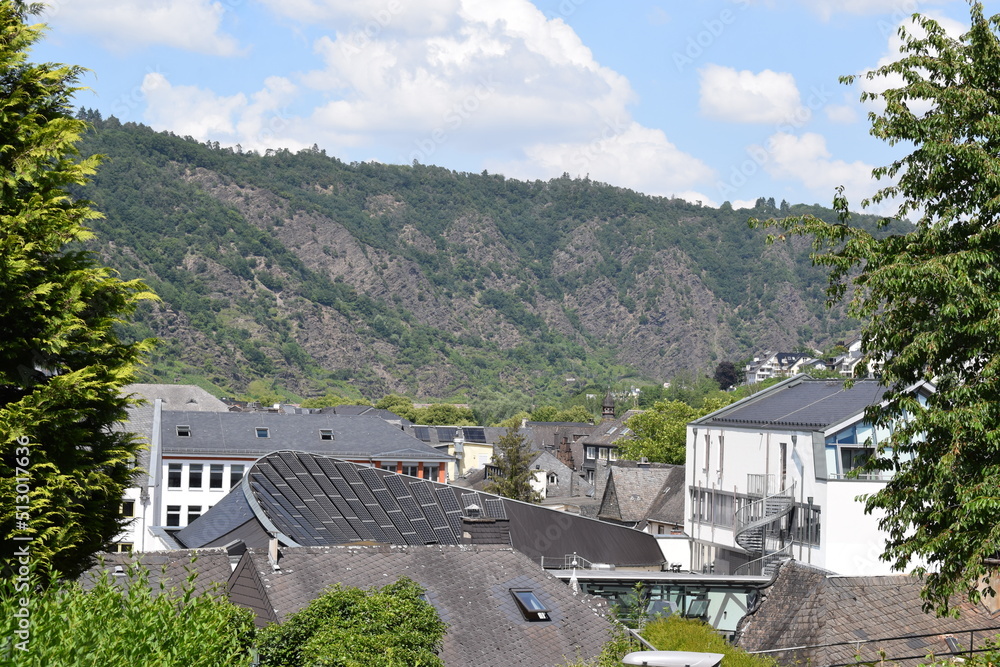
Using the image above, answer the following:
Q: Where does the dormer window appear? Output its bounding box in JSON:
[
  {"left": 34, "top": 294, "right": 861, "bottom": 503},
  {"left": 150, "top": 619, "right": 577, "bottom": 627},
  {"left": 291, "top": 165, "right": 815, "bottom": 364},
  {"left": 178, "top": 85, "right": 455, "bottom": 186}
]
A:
[
  {"left": 319, "top": 429, "right": 334, "bottom": 441},
  {"left": 176, "top": 425, "right": 191, "bottom": 437},
  {"left": 510, "top": 589, "right": 550, "bottom": 621},
  {"left": 256, "top": 427, "right": 269, "bottom": 438}
]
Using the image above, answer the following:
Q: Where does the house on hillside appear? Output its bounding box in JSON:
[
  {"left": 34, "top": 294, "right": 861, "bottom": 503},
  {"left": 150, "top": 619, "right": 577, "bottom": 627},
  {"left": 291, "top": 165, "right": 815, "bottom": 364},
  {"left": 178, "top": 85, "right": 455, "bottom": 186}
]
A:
[
  {"left": 685, "top": 374, "right": 933, "bottom": 577},
  {"left": 743, "top": 351, "right": 822, "bottom": 385},
  {"left": 175, "top": 450, "right": 665, "bottom": 571},
  {"left": 735, "top": 560, "right": 1000, "bottom": 666},
  {"left": 228, "top": 544, "right": 615, "bottom": 666}
]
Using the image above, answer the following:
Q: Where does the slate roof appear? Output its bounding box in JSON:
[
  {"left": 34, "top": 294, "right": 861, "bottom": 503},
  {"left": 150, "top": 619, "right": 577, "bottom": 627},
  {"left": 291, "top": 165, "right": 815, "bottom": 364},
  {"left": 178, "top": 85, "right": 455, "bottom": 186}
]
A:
[
  {"left": 228, "top": 544, "right": 615, "bottom": 666},
  {"left": 696, "top": 376, "right": 887, "bottom": 430},
  {"left": 582, "top": 410, "right": 641, "bottom": 446},
  {"left": 124, "top": 383, "right": 228, "bottom": 412},
  {"left": 118, "top": 402, "right": 155, "bottom": 486},
  {"left": 158, "top": 410, "right": 453, "bottom": 461},
  {"left": 407, "top": 424, "right": 512, "bottom": 446},
  {"left": 80, "top": 548, "right": 233, "bottom": 598},
  {"left": 735, "top": 561, "right": 1000, "bottom": 666},
  {"left": 320, "top": 404, "right": 413, "bottom": 426},
  {"left": 176, "top": 450, "right": 664, "bottom": 568},
  {"left": 597, "top": 463, "right": 685, "bottom": 527}
]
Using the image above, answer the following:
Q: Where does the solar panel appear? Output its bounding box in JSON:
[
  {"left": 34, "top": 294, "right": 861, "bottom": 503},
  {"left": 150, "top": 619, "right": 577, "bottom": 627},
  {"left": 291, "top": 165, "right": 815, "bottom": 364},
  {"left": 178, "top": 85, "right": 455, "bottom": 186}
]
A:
[
  {"left": 413, "top": 426, "right": 430, "bottom": 442},
  {"left": 359, "top": 466, "right": 388, "bottom": 490},
  {"left": 484, "top": 498, "right": 507, "bottom": 519},
  {"left": 422, "top": 502, "right": 450, "bottom": 532},
  {"left": 436, "top": 427, "right": 457, "bottom": 442},
  {"left": 372, "top": 487, "right": 400, "bottom": 511},
  {"left": 464, "top": 427, "right": 487, "bottom": 443},
  {"left": 397, "top": 495, "right": 423, "bottom": 520},
  {"left": 331, "top": 477, "right": 358, "bottom": 501},
  {"left": 434, "top": 526, "right": 458, "bottom": 544},
  {"left": 436, "top": 488, "right": 462, "bottom": 513},
  {"left": 383, "top": 474, "right": 410, "bottom": 498},
  {"left": 409, "top": 481, "right": 437, "bottom": 507},
  {"left": 410, "top": 516, "right": 438, "bottom": 544},
  {"left": 461, "top": 493, "right": 482, "bottom": 515},
  {"left": 337, "top": 462, "right": 363, "bottom": 485}
]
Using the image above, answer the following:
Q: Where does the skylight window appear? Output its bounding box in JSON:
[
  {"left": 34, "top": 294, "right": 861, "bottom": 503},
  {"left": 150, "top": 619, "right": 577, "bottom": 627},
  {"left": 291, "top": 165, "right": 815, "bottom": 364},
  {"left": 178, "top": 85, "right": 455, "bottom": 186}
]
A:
[
  {"left": 255, "top": 427, "right": 269, "bottom": 438},
  {"left": 510, "top": 589, "right": 550, "bottom": 621},
  {"left": 319, "top": 429, "right": 334, "bottom": 441},
  {"left": 176, "top": 425, "right": 191, "bottom": 437}
]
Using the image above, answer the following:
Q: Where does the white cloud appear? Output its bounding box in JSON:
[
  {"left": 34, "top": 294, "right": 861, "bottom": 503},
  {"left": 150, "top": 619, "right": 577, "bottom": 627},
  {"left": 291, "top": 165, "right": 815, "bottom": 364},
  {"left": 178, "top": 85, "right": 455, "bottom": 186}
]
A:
[
  {"left": 759, "top": 132, "right": 888, "bottom": 209},
  {"left": 42, "top": 0, "right": 242, "bottom": 56},
  {"left": 488, "top": 122, "right": 715, "bottom": 201},
  {"left": 698, "top": 65, "right": 802, "bottom": 124},
  {"left": 825, "top": 104, "right": 858, "bottom": 124},
  {"left": 140, "top": 73, "right": 304, "bottom": 151},
  {"left": 113, "top": 0, "right": 716, "bottom": 198},
  {"left": 255, "top": 0, "right": 462, "bottom": 36},
  {"left": 742, "top": 0, "right": 956, "bottom": 21}
]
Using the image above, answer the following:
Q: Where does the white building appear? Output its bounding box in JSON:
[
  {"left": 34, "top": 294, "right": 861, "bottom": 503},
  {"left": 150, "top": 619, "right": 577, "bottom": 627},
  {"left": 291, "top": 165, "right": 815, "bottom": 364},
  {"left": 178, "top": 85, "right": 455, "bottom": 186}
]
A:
[
  {"left": 685, "top": 374, "right": 932, "bottom": 577},
  {"left": 112, "top": 386, "right": 454, "bottom": 553}
]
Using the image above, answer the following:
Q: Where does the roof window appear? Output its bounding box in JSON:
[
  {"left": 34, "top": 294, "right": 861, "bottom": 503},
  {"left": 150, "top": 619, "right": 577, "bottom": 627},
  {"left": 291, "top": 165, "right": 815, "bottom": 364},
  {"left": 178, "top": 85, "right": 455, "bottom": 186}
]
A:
[
  {"left": 176, "top": 425, "right": 191, "bottom": 437},
  {"left": 255, "top": 427, "right": 269, "bottom": 438},
  {"left": 510, "top": 589, "right": 550, "bottom": 621}
]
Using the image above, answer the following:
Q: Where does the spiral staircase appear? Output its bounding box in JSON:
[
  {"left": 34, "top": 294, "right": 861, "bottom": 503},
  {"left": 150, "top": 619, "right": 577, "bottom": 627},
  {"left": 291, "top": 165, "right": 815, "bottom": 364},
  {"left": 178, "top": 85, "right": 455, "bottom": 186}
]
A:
[{"left": 734, "top": 475, "right": 795, "bottom": 576}]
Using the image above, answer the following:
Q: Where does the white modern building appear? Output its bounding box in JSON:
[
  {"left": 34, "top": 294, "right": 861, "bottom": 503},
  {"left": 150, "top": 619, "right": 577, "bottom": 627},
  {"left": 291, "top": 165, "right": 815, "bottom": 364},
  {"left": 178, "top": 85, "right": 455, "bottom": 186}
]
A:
[{"left": 685, "top": 374, "right": 932, "bottom": 577}]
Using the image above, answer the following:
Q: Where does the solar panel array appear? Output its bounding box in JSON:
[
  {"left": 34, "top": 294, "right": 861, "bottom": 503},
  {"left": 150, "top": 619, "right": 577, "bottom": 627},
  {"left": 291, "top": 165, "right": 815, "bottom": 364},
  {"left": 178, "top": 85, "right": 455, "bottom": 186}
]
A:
[{"left": 249, "top": 451, "right": 511, "bottom": 549}]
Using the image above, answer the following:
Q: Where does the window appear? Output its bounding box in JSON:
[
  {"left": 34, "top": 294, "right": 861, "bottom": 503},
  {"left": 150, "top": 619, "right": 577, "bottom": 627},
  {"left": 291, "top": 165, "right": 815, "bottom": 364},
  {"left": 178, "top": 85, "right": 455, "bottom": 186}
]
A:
[
  {"left": 402, "top": 465, "right": 419, "bottom": 477},
  {"left": 510, "top": 589, "right": 550, "bottom": 621},
  {"left": 255, "top": 427, "right": 269, "bottom": 438},
  {"left": 319, "top": 429, "right": 334, "bottom": 441},
  {"left": 586, "top": 469, "right": 595, "bottom": 484},
  {"left": 176, "top": 425, "right": 191, "bottom": 437},
  {"left": 585, "top": 446, "right": 596, "bottom": 460},
  {"left": 187, "top": 505, "right": 202, "bottom": 524},
  {"left": 547, "top": 473, "right": 558, "bottom": 485},
  {"left": 111, "top": 542, "right": 133, "bottom": 553},
  {"left": 210, "top": 464, "right": 223, "bottom": 489},
  {"left": 598, "top": 447, "right": 609, "bottom": 461},
  {"left": 166, "top": 505, "right": 180, "bottom": 527},
  {"left": 704, "top": 433, "right": 710, "bottom": 471},
  {"left": 120, "top": 500, "right": 135, "bottom": 517},
  {"left": 718, "top": 435, "right": 725, "bottom": 475},
  {"left": 167, "top": 463, "right": 182, "bottom": 489},
  {"left": 189, "top": 464, "right": 203, "bottom": 489},
  {"left": 422, "top": 465, "right": 438, "bottom": 480},
  {"left": 609, "top": 448, "right": 618, "bottom": 461},
  {"left": 230, "top": 464, "right": 244, "bottom": 488}
]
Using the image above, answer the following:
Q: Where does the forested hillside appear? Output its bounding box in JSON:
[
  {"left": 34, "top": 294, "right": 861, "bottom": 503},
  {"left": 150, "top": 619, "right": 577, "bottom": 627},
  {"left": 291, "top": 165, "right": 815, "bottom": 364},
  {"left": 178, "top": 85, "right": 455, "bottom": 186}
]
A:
[{"left": 74, "top": 112, "right": 904, "bottom": 403}]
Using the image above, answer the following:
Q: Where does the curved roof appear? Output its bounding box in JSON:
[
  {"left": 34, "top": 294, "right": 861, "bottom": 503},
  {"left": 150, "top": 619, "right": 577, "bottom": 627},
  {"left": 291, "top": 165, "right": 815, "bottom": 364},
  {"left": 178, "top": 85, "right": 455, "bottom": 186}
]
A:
[{"left": 178, "top": 450, "right": 664, "bottom": 568}]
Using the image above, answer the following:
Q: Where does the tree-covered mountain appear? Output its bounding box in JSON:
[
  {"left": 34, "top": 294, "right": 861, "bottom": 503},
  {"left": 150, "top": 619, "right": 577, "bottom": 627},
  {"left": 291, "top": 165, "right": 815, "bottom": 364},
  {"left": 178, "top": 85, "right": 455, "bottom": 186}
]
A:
[{"left": 73, "top": 112, "right": 904, "bottom": 404}]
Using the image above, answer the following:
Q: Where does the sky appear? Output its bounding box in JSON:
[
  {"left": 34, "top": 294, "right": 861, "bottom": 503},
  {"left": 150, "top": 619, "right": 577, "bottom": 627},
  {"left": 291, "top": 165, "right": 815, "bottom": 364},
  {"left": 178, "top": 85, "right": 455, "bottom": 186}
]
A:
[{"left": 30, "top": 0, "right": 981, "bottom": 212}]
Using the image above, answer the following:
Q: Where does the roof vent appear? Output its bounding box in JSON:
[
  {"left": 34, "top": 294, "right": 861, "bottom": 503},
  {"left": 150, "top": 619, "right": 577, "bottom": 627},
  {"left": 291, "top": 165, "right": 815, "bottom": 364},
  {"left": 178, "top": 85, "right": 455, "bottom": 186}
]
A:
[{"left": 464, "top": 503, "right": 481, "bottom": 518}]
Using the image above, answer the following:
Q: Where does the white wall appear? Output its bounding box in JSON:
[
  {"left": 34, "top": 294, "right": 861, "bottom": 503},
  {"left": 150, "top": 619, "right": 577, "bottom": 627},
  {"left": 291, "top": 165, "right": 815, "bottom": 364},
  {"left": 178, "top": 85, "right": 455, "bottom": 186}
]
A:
[{"left": 821, "top": 479, "right": 896, "bottom": 575}]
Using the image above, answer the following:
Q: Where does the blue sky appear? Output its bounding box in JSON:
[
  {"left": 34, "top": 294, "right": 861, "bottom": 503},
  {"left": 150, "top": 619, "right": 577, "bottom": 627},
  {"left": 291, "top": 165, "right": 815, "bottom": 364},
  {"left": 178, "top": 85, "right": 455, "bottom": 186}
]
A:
[{"left": 32, "top": 0, "right": 979, "bottom": 213}]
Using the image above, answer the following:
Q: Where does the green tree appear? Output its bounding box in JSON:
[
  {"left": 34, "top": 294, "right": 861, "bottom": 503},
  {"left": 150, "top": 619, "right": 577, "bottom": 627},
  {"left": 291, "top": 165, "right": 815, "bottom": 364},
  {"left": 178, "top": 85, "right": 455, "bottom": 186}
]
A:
[
  {"left": 413, "top": 403, "right": 475, "bottom": 425},
  {"left": 0, "top": 564, "right": 256, "bottom": 665},
  {"left": 256, "top": 577, "right": 446, "bottom": 667},
  {"left": 616, "top": 397, "right": 734, "bottom": 464},
  {"left": 484, "top": 425, "right": 541, "bottom": 503},
  {"left": 552, "top": 404, "right": 595, "bottom": 424},
  {"left": 0, "top": 1, "right": 155, "bottom": 579},
  {"left": 299, "top": 393, "right": 369, "bottom": 409},
  {"left": 712, "top": 360, "right": 740, "bottom": 390},
  {"left": 751, "top": 3, "right": 1000, "bottom": 614},
  {"left": 374, "top": 393, "right": 418, "bottom": 421},
  {"left": 615, "top": 400, "right": 697, "bottom": 464}
]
